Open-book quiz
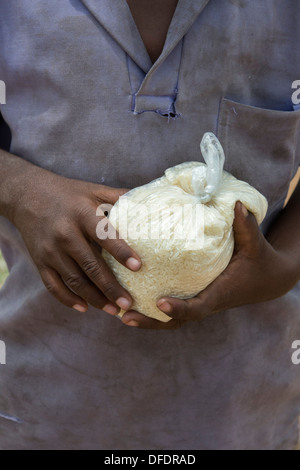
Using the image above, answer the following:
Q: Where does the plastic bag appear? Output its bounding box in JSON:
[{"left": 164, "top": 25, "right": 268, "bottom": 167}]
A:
[{"left": 102, "top": 133, "right": 268, "bottom": 322}]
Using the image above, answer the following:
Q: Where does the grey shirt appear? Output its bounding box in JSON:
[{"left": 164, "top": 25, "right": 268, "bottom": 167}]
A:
[{"left": 0, "top": 0, "right": 299, "bottom": 450}]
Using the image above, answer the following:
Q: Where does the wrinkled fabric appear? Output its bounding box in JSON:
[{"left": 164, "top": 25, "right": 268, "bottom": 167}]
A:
[{"left": 0, "top": 0, "right": 299, "bottom": 450}]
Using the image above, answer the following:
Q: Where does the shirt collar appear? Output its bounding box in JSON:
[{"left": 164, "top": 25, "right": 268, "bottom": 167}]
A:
[{"left": 80, "top": 0, "right": 211, "bottom": 72}]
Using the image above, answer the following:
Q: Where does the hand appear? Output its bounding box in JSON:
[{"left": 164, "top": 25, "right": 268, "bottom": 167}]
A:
[
  {"left": 12, "top": 168, "right": 141, "bottom": 314},
  {"left": 121, "top": 202, "right": 299, "bottom": 329}
]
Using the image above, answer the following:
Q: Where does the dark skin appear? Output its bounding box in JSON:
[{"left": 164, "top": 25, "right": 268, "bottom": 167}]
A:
[
  {"left": 0, "top": 2, "right": 299, "bottom": 329},
  {"left": 126, "top": 0, "right": 179, "bottom": 63}
]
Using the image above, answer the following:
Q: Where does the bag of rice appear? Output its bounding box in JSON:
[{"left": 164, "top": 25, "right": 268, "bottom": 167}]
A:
[{"left": 102, "top": 133, "right": 268, "bottom": 322}]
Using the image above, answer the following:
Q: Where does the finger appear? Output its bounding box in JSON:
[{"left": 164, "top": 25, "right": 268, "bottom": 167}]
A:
[
  {"left": 92, "top": 185, "right": 129, "bottom": 205},
  {"left": 121, "top": 310, "right": 183, "bottom": 330},
  {"left": 67, "top": 237, "right": 134, "bottom": 311},
  {"left": 156, "top": 294, "right": 215, "bottom": 322},
  {"left": 79, "top": 205, "right": 142, "bottom": 272},
  {"left": 233, "top": 202, "right": 262, "bottom": 255},
  {"left": 97, "top": 228, "right": 142, "bottom": 272},
  {"left": 40, "top": 266, "right": 89, "bottom": 313},
  {"left": 48, "top": 254, "right": 121, "bottom": 315}
]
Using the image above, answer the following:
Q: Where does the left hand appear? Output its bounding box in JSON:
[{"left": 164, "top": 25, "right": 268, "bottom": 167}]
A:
[{"left": 121, "top": 202, "right": 299, "bottom": 329}]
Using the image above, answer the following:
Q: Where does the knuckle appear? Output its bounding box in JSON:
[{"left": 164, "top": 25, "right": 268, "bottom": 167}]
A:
[
  {"left": 65, "top": 273, "right": 86, "bottom": 291},
  {"left": 81, "top": 259, "right": 102, "bottom": 279},
  {"left": 75, "top": 204, "right": 93, "bottom": 222},
  {"left": 40, "top": 269, "right": 59, "bottom": 295},
  {"left": 44, "top": 280, "right": 59, "bottom": 296},
  {"left": 53, "top": 221, "right": 73, "bottom": 243},
  {"left": 101, "top": 280, "right": 118, "bottom": 298},
  {"left": 42, "top": 275, "right": 61, "bottom": 297},
  {"left": 113, "top": 242, "right": 130, "bottom": 261},
  {"left": 42, "top": 243, "right": 56, "bottom": 259}
]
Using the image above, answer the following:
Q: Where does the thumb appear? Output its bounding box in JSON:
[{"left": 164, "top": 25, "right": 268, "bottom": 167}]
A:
[
  {"left": 94, "top": 185, "right": 130, "bottom": 205},
  {"left": 233, "top": 201, "right": 261, "bottom": 254}
]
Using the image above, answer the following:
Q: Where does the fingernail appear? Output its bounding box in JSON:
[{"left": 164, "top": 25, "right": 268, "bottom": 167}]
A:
[
  {"left": 241, "top": 204, "right": 248, "bottom": 218},
  {"left": 126, "top": 320, "right": 139, "bottom": 327},
  {"left": 126, "top": 257, "right": 141, "bottom": 271},
  {"left": 102, "top": 304, "right": 119, "bottom": 315},
  {"left": 116, "top": 297, "right": 132, "bottom": 310},
  {"left": 73, "top": 304, "right": 88, "bottom": 313},
  {"left": 157, "top": 300, "right": 172, "bottom": 313}
]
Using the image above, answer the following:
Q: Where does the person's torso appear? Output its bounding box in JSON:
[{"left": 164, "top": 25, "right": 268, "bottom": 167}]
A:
[{"left": 0, "top": 0, "right": 299, "bottom": 450}]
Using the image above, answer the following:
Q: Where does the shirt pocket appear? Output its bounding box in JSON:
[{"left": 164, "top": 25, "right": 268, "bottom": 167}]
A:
[{"left": 217, "top": 98, "right": 300, "bottom": 210}]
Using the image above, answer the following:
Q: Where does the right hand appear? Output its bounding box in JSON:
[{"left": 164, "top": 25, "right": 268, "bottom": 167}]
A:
[{"left": 12, "top": 168, "right": 141, "bottom": 315}]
